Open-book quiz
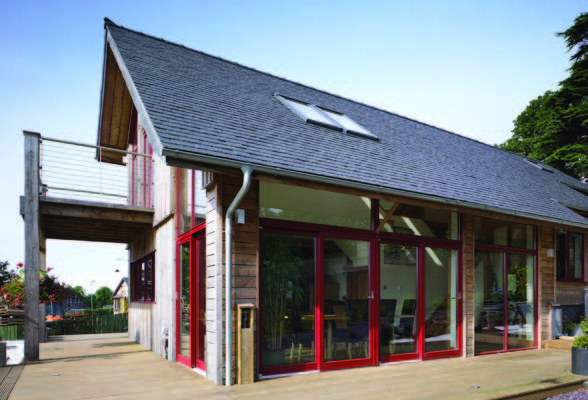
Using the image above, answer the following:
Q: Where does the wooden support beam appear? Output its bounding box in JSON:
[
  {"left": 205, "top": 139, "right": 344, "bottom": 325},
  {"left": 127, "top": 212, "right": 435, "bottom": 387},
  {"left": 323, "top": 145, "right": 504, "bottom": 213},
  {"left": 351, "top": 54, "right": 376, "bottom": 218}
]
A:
[
  {"left": 23, "top": 131, "right": 41, "bottom": 361},
  {"left": 40, "top": 198, "right": 154, "bottom": 224},
  {"left": 375, "top": 202, "right": 399, "bottom": 233}
]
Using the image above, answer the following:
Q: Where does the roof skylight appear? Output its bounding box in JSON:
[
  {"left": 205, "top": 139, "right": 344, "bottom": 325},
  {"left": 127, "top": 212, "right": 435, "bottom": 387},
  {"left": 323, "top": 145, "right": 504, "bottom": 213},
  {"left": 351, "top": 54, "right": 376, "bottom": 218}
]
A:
[
  {"left": 277, "top": 95, "right": 377, "bottom": 140},
  {"left": 318, "top": 107, "right": 375, "bottom": 137}
]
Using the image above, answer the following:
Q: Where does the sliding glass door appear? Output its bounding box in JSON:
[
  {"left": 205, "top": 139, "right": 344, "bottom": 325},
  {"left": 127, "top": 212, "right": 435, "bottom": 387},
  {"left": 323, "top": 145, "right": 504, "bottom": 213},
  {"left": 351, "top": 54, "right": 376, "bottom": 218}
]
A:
[
  {"left": 379, "top": 244, "right": 418, "bottom": 361},
  {"left": 474, "top": 250, "right": 536, "bottom": 354},
  {"left": 321, "top": 236, "right": 374, "bottom": 369},
  {"left": 379, "top": 242, "right": 461, "bottom": 363},
  {"left": 423, "top": 247, "right": 460, "bottom": 358}
]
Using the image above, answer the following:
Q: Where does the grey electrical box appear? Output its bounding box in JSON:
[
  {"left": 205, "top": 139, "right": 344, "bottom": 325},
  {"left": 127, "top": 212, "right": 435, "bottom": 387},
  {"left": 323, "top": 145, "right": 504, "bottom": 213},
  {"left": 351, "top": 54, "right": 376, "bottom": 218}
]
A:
[{"left": 236, "top": 209, "right": 245, "bottom": 224}]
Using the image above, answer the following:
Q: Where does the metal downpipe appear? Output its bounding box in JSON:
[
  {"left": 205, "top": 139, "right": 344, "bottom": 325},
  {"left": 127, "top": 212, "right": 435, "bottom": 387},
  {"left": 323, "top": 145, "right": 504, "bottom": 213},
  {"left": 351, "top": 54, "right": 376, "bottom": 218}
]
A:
[{"left": 225, "top": 165, "right": 253, "bottom": 386}]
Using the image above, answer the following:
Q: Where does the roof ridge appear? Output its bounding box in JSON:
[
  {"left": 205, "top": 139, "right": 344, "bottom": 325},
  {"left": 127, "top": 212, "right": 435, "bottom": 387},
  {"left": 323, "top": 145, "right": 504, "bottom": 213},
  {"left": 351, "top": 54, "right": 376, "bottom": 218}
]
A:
[{"left": 102, "top": 17, "right": 574, "bottom": 171}]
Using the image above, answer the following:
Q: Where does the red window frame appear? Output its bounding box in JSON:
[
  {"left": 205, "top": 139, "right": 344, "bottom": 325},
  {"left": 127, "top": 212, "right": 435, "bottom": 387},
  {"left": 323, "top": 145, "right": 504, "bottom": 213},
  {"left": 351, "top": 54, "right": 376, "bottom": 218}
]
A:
[
  {"left": 473, "top": 218, "right": 538, "bottom": 356},
  {"left": 176, "top": 224, "right": 207, "bottom": 370},
  {"left": 128, "top": 109, "right": 153, "bottom": 208},
  {"left": 176, "top": 168, "right": 206, "bottom": 237},
  {"left": 130, "top": 251, "right": 156, "bottom": 303},
  {"left": 556, "top": 230, "right": 585, "bottom": 282},
  {"left": 257, "top": 198, "right": 463, "bottom": 377}
]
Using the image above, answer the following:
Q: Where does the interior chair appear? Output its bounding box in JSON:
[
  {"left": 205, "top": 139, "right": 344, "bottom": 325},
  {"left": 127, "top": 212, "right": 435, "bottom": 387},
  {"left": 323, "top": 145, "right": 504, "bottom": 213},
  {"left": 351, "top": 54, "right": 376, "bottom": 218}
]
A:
[{"left": 379, "top": 299, "right": 397, "bottom": 355}]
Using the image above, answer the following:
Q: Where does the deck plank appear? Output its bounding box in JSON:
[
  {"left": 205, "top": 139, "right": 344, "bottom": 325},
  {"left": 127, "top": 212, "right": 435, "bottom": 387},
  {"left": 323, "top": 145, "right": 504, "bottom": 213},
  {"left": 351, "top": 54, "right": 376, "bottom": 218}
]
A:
[{"left": 8, "top": 333, "right": 586, "bottom": 400}]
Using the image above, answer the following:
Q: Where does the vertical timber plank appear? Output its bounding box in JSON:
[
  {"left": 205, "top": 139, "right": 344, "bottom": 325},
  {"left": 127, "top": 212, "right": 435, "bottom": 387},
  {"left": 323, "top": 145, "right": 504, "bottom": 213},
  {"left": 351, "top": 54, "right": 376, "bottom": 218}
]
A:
[
  {"left": 23, "top": 131, "right": 41, "bottom": 361},
  {"left": 463, "top": 213, "right": 475, "bottom": 357},
  {"left": 206, "top": 174, "right": 224, "bottom": 385}
]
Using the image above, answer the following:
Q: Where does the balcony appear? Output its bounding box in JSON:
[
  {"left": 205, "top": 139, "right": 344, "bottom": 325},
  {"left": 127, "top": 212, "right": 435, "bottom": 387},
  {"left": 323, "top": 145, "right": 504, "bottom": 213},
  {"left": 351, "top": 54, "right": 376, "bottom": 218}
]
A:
[{"left": 22, "top": 131, "right": 154, "bottom": 244}]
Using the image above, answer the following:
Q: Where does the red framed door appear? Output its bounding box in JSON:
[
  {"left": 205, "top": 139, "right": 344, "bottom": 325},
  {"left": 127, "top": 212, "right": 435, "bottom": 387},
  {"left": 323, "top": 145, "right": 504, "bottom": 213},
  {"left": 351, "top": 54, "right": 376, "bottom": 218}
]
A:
[
  {"left": 378, "top": 240, "right": 462, "bottom": 363},
  {"left": 318, "top": 233, "right": 377, "bottom": 371},
  {"left": 176, "top": 227, "right": 206, "bottom": 369},
  {"left": 421, "top": 245, "right": 462, "bottom": 360},
  {"left": 378, "top": 240, "right": 420, "bottom": 363}
]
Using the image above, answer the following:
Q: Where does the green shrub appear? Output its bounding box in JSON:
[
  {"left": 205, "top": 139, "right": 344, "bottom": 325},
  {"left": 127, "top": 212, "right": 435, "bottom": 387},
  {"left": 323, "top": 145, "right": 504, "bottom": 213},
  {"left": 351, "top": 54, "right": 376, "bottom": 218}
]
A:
[
  {"left": 580, "top": 317, "right": 588, "bottom": 334},
  {"left": 573, "top": 335, "right": 588, "bottom": 349},
  {"left": 563, "top": 318, "right": 576, "bottom": 335}
]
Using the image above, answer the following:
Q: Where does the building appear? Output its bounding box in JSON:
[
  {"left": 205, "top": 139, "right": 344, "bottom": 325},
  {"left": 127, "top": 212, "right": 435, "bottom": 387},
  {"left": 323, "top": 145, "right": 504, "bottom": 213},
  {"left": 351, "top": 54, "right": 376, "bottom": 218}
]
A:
[
  {"left": 21, "top": 18, "right": 588, "bottom": 386},
  {"left": 111, "top": 278, "right": 129, "bottom": 314},
  {"left": 63, "top": 288, "right": 86, "bottom": 314}
]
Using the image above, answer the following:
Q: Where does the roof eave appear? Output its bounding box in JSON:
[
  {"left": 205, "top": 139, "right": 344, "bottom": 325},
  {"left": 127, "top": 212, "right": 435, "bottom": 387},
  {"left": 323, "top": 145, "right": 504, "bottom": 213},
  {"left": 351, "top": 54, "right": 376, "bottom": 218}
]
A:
[
  {"left": 163, "top": 148, "right": 588, "bottom": 231},
  {"left": 104, "top": 26, "right": 163, "bottom": 157}
]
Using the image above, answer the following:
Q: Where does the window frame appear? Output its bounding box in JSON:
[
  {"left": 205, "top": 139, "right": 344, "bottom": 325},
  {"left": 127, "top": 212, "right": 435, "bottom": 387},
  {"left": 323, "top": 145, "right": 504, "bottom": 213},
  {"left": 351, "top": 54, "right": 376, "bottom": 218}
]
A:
[
  {"left": 556, "top": 230, "right": 585, "bottom": 282},
  {"left": 130, "top": 250, "right": 156, "bottom": 303},
  {"left": 276, "top": 94, "right": 378, "bottom": 140},
  {"left": 473, "top": 217, "right": 538, "bottom": 355}
]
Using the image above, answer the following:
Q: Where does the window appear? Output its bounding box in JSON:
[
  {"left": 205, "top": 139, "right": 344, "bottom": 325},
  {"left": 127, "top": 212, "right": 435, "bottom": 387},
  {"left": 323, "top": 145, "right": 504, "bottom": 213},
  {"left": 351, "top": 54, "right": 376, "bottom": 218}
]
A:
[
  {"left": 131, "top": 251, "right": 156, "bottom": 302},
  {"left": 114, "top": 298, "right": 120, "bottom": 312},
  {"left": 129, "top": 123, "right": 154, "bottom": 208},
  {"left": 474, "top": 217, "right": 534, "bottom": 250},
  {"left": 177, "top": 168, "right": 207, "bottom": 235},
  {"left": 277, "top": 95, "right": 377, "bottom": 139},
  {"left": 474, "top": 218, "right": 537, "bottom": 354},
  {"left": 378, "top": 200, "right": 459, "bottom": 240},
  {"left": 260, "top": 181, "right": 371, "bottom": 229},
  {"left": 556, "top": 230, "right": 584, "bottom": 281}
]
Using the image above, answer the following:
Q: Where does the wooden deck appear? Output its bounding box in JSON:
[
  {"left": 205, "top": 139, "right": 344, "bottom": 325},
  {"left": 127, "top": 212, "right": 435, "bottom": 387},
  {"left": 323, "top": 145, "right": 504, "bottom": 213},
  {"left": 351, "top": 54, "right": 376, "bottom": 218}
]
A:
[
  {"left": 37, "top": 197, "right": 153, "bottom": 243},
  {"left": 9, "top": 334, "right": 587, "bottom": 400}
]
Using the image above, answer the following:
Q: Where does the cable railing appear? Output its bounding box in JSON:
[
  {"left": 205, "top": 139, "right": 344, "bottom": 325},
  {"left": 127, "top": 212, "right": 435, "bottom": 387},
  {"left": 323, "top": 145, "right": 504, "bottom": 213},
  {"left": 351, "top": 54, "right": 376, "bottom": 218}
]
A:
[{"left": 40, "top": 137, "right": 153, "bottom": 207}]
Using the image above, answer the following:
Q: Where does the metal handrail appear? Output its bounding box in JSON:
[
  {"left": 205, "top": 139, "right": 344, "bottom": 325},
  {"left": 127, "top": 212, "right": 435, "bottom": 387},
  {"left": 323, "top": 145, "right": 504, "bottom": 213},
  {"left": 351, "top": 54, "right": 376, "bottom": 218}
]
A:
[
  {"left": 41, "top": 136, "right": 152, "bottom": 157},
  {"left": 39, "top": 135, "right": 154, "bottom": 206}
]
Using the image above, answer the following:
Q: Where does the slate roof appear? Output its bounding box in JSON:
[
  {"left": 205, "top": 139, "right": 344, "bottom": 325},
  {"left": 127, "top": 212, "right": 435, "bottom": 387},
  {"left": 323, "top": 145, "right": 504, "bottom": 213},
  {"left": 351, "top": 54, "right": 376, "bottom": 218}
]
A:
[{"left": 104, "top": 19, "right": 588, "bottom": 228}]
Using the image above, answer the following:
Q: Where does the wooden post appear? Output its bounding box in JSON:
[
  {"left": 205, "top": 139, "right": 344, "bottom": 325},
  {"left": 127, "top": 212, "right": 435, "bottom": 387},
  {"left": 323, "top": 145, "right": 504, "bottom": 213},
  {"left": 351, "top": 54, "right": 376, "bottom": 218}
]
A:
[
  {"left": 38, "top": 232, "right": 46, "bottom": 344},
  {"left": 237, "top": 304, "right": 255, "bottom": 384},
  {"left": 23, "top": 131, "right": 41, "bottom": 361}
]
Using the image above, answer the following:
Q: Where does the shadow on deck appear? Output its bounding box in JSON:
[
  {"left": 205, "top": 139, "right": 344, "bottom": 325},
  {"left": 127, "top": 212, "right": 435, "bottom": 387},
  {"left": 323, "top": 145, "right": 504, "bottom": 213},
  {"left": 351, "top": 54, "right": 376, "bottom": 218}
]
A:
[{"left": 8, "top": 333, "right": 588, "bottom": 400}]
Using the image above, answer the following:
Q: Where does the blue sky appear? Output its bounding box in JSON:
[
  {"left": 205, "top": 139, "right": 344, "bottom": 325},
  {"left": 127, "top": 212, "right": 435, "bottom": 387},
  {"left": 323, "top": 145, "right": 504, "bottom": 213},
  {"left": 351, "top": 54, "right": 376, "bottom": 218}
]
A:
[{"left": 0, "top": 1, "right": 586, "bottom": 293}]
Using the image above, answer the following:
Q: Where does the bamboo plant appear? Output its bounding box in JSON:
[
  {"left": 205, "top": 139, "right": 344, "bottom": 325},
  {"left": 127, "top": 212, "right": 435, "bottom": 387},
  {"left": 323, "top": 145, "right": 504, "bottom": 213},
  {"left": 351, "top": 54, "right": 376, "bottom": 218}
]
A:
[{"left": 262, "top": 233, "right": 304, "bottom": 352}]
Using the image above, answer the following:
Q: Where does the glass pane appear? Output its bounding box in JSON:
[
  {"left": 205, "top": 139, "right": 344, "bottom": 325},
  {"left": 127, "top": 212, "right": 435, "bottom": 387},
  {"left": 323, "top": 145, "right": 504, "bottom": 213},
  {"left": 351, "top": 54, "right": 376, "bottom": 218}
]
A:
[
  {"left": 474, "top": 250, "right": 505, "bottom": 353},
  {"left": 319, "top": 108, "right": 375, "bottom": 138},
  {"left": 140, "top": 262, "right": 146, "bottom": 300},
  {"left": 193, "top": 171, "right": 206, "bottom": 227},
  {"left": 380, "top": 245, "right": 417, "bottom": 357},
  {"left": 424, "top": 248, "right": 458, "bottom": 352},
  {"left": 507, "top": 253, "right": 535, "bottom": 349},
  {"left": 556, "top": 230, "right": 567, "bottom": 279},
  {"left": 197, "top": 238, "right": 206, "bottom": 363},
  {"left": 176, "top": 168, "right": 191, "bottom": 234},
  {"left": 323, "top": 238, "right": 370, "bottom": 362},
  {"left": 281, "top": 97, "right": 337, "bottom": 127},
  {"left": 570, "top": 233, "right": 582, "bottom": 279},
  {"left": 261, "top": 233, "right": 315, "bottom": 368},
  {"left": 379, "top": 200, "right": 458, "bottom": 240},
  {"left": 146, "top": 259, "right": 152, "bottom": 300},
  {"left": 260, "top": 182, "right": 371, "bottom": 230},
  {"left": 180, "top": 242, "right": 191, "bottom": 358},
  {"left": 475, "top": 217, "right": 534, "bottom": 250}
]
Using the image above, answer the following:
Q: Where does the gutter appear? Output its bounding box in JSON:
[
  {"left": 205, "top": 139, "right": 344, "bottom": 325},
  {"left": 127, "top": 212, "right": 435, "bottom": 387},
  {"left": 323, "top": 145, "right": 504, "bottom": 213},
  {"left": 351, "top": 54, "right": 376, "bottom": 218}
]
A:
[
  {"left": 224, "top": 166, "right": 253, "bottom": 386},
  {"left": 163, "top": 149, "right": 588, "bottom": 231}
]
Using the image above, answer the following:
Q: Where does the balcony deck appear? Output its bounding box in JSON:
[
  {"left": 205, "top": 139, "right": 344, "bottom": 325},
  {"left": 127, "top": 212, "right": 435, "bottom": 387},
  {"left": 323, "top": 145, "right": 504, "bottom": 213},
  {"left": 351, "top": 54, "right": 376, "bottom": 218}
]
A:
[
  {"left": 9, "top": 333, "right": 586, "bottom": 400},
  {"left": 37, "top": 196, "right": 154, "bottom": 243}
]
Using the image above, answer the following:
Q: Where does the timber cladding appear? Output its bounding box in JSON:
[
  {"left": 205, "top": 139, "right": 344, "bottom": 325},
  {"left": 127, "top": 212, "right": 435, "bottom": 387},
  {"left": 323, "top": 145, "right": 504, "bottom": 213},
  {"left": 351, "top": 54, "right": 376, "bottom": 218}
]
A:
[
  {"left": 463, "top": 214, "right": 475, "bottom": 357},
  {"left": 222, "top": 176, "right": 259, "bottom": 384},
  {"left": 539, "top": 227, "right": 555, "bottom": 347}
]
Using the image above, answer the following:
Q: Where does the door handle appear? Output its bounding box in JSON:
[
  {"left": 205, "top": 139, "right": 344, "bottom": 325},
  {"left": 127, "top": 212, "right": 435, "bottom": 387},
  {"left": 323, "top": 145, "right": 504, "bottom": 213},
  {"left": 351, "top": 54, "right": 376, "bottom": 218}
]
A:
[{"left": 366, "top": 291, "right": 375, "bottom": 300}]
